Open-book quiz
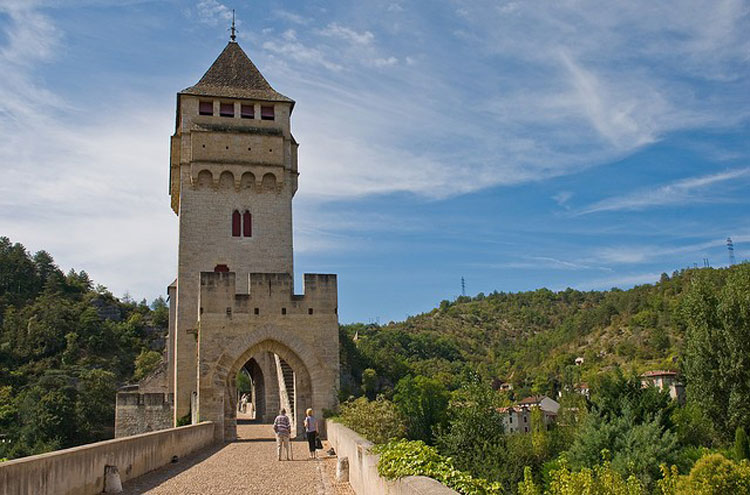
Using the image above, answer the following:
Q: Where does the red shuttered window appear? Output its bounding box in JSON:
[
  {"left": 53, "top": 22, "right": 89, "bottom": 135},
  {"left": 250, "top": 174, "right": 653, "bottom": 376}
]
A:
[
  {"left": 243, "top": 211, "right": 252, "bottom": 237},
  {"left": 241, "top": 104, "right": 254, "bottom": 119},
  {"left": 220, "top": 102, "right": 234, "bottom": 117},
  {"left": 260, "top": 105, "right": 274, "bottom": 121},
  {"left": 199, "top": 101, "right": 213, "bottom": 115},
  {"left": 232, "top": 210, "right": 241, "bottom": 237}
]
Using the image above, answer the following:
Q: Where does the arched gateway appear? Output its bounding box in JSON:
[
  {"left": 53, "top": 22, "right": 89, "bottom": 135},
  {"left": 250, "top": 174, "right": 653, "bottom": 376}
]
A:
[{"left": 115, "top": 39, "right": 339, "bottom": 440}]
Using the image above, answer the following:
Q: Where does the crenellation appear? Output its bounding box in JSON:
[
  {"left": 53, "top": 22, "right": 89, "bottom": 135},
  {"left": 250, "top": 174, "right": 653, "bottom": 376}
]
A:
[{"left": 200, "top": 271, "right": 338, "bottom": 316}]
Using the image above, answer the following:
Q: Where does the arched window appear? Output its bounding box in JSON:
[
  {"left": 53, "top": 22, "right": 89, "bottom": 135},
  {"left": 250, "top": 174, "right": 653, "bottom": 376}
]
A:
[
  {"left": 243, "top": 211, "right": 252, "bottom": 237},
  {"left": 232, "top": 210, "right": 241, "bottom": 237}
]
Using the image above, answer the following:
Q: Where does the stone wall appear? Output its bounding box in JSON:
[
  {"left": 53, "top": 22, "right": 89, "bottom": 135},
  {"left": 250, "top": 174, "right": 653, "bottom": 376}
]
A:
[
  {"left": 0, "top": 422, "right": 216, "bottom": 495},
  {"left": 115, "top": 392, "right": 174, "bottom": 438},
  {"left": 326, "top": 421, "right": 458, "bottom": 495},
  {"left": 197, "top": 271, "right": 339, "bottom": 441}
]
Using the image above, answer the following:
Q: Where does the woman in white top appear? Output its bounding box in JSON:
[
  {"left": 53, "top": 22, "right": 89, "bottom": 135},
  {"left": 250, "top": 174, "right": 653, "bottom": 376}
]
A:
[{"left": 303, "top": 408, "right": 318, "bottom": 459}]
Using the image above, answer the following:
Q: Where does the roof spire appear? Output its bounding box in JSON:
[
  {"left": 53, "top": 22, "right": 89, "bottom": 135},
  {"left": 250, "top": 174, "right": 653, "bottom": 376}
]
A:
[{"left": 229, "top": 9, "right": 237, "bottom": 42}]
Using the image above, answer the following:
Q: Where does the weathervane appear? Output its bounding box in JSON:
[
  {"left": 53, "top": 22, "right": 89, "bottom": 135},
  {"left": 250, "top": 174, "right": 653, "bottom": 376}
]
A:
[{"left": 229, "top": 9, "right": 237, "bottom": 42}]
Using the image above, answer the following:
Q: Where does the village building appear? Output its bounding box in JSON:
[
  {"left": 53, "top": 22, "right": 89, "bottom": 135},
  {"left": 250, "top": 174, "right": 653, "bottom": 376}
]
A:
[
  {"left": 640, "top": 370, "right": 685, "bottom": 403},
  {"left": 499, "top": 395, "right": 560, "bottom": 433}
]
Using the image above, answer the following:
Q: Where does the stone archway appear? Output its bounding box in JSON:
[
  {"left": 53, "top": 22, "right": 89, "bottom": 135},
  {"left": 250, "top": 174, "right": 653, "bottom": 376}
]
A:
[
  {"left": 198, "top": 325, "right": 328, "bottom": 442},
  {"left": 223, "top": 340, "right": 313, "bottom": 441}
]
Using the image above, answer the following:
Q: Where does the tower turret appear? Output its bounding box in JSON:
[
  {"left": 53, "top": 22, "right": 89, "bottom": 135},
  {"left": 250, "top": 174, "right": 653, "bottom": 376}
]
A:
[{"left": 169, "top": 40, "right": 299, "bottom": 420}]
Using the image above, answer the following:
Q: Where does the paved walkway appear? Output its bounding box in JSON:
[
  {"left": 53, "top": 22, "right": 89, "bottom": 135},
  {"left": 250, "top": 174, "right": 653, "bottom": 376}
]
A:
[{"left": 121, "top": 422, "right": 353, "bottom": 495}]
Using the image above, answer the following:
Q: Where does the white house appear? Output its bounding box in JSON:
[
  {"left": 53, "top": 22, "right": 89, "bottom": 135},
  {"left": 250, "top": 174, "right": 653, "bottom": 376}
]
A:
[{"left": 499, "top": 395, "right": 560, "bottom": 433}]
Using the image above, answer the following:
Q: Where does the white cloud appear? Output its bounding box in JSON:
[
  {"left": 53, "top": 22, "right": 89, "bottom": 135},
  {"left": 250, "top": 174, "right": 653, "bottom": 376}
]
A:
[
  {"left": 318, "top": 23, "right": 374, "bottom": 45},
  {"left": 593, "top": 234, "right": 750, "bottom": 266},
  {"left": 579, "top": 168, "right": 750, "bottom": 214},
  {"left": 553, "top": 191, "right": 573, "bottom": 208},
  {"left": 372, "top": 56, "right": 398, "bottom": 67},
  {"left": 195, "top": 0, "right": 233, "bottom": 26},
  {"left": 273, "top": 10, "right": 309, "bottom": 25}
]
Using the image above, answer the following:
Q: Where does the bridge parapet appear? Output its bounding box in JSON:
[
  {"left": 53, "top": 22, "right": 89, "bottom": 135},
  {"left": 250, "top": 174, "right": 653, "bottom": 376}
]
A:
[
  {"left": 0, "top": 422, "right": 216, "bottom": 495},
  {"left": 199, "top": 271, "right": 337, "bottom": 316}
]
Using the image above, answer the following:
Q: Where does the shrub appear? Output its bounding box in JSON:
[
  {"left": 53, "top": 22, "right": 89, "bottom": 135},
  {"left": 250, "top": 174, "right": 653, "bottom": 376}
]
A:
[
  {"left": 337, "top": 396, "right": 406, "bottom": 444},
  {"left": 519, "top": 452, "right": 645, "bottom": 495},
  {"left": 736, "top": 427, "right": 750, "bottom": 461},
  {"left": 376, "top": 439, "right": 503, "bottom": 495}
]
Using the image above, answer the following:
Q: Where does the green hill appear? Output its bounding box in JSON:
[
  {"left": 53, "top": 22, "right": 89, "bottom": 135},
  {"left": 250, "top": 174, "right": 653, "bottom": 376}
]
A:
[
  {"left": 340, "top": 266, "right": 737, "bottom": 399},
  {"left": 0, "top": 237, "right": 165, "bottom": 459}
]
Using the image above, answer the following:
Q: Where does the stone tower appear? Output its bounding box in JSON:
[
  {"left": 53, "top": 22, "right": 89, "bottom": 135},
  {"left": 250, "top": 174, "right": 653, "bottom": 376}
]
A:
[{"left": 116, "top": 40, "right": 339, "bottom": 440}]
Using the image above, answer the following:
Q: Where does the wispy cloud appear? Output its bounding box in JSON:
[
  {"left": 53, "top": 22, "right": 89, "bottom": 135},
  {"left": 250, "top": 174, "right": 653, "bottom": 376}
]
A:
[
  {"left": 484, "top": 256, "right": 612, "bottom": 272},
  {"left": 318, "top": 23, "right": 374, "bottom": 45},
  {"left": 273, "top": 9, "right": 310, "bottom": 25},
  {"left": 593, "top": 234, "right": 750, "bottom": 265},
  {"left": 195, "top": 0, "right": 233, "bottom": 26},
  {"left": 579, "top": 168, "right": 750, "bottom": 214},
  {"left": 553, "top": 191, "right": 573, "bottom": 209},
  {"left": 263, "top": 40, "right": 343, "bottom": 72}
]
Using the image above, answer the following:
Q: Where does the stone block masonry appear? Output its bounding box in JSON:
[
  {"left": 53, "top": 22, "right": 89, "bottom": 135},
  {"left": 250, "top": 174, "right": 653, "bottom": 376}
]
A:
[
  {"left": 326, "top": 421, "right": 458, "bottom": 495},
  {"left": 115, "top": 392, "right": 174, "bottom": 438},
  {"left": 0, "top": 422, "right": 215, "bottom": 495}
]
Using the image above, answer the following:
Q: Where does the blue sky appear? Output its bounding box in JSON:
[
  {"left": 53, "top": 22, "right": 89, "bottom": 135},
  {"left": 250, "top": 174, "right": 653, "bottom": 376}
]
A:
[{"left": 1, "top": 0, "right": 749, "bottom": 323}]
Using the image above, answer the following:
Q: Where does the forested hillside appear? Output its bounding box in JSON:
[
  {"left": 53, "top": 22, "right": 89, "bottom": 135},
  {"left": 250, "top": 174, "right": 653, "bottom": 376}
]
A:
[
  {"left": 337, "top": 264, "right": 750, "bottom": 494},
  {"left": 0, "top": 237, "right": 165, "bottom": 460},
  {"left": 341, "top": 268, "right": 710, "bottom": 399}
]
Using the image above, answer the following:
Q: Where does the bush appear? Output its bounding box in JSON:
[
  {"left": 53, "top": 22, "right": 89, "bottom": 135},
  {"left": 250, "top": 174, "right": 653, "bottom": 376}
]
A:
[
  {"left": 519, "top": 452, "right": 645, "bottom": 495},
  {"left": 376, "top": 439, "right": 503, "bottom": 495},
  {"left": 658, "top": 453, "right": 750, "bottom": 495},
  {"left": 736, "top": 427, "right": 750, "bottom": 461},
  {"left": 337, "top": 396, "right": 406, "bottom": 444}
]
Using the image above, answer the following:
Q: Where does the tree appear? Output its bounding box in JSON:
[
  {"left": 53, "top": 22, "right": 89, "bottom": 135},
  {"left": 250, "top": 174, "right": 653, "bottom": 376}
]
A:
[
  {"left": 76, "top": 369, "right": 117, "bottom": 443},
  {"left": 337, "top": 396, "right": 406, "bottom": 444},
  {"left": 133, "top": 349, "right": 162, "bottom": 381},
  {"left": 735, "top": 427, "right": 750, "bottom": 461},
  {"left": 361, "top": 368, "right": 378, "bottom": 399},
  {"left": 683, "top": 265, "right": 750, "bottom": 439},
  {"left": 436, "top": 381, "right": 510, "bottom": 487},
  {"left": 393, "top": 375, "right": 449, "bottom": 444}
]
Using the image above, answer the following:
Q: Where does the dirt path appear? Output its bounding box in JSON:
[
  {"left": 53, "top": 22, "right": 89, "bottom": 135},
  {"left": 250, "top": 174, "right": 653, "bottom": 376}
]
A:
[{"left": 121, "top": 423, "right": 354, "bottom": 495}]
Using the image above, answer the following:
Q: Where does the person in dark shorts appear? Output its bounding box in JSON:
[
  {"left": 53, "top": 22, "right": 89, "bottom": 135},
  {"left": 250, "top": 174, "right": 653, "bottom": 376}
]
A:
[{"left": 303, "top": 408, "right": 318, "bottom": 459}]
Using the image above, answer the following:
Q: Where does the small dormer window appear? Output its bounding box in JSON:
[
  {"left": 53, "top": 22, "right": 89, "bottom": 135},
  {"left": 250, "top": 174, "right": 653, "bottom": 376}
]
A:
[
  {"left": 220, "top": 103, "right": 234, "bottom": 117},
  {"left": 261, "top": 105, "right": 274, "bottom": 121},
  {"left": 199, "top": 101, "right": 213, "bottom": 115},
  {"left": 241, "top": 104, "right": 254, "bottom": 119}
]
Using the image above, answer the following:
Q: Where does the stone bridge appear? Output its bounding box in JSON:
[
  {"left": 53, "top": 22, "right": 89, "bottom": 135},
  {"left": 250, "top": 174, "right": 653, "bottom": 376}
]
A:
[{"left": 0, "top": 419, "right": 457, "bottom": 495}]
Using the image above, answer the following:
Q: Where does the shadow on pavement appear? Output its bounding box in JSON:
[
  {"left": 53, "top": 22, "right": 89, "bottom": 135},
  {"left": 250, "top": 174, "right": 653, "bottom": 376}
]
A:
[{"left": 120, "top": 443, "right": 227, "bottom": 495}]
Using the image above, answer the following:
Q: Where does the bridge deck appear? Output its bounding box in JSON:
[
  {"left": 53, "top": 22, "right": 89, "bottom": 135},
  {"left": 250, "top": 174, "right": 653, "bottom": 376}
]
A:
[{"left": 121, "top": 422, "right": 353, "bottom": 495}]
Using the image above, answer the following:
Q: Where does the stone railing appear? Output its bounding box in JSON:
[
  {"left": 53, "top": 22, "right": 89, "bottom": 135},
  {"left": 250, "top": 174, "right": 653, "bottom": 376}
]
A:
[
  {"left": 326, "top": 420, "right": 458, "bottom": 495},
  {"left": 0, "top": 422, "right": 216, "bottom": 495}
]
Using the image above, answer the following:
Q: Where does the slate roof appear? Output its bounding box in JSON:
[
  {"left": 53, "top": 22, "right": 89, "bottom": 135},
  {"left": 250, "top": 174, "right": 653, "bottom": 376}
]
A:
[{"left": 180, "top": 42, "right": 293, "bottom": 104}]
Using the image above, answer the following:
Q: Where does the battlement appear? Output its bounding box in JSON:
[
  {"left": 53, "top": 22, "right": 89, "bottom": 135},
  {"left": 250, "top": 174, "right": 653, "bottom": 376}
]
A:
[{"left": 199, "top": 271, "right": 337, "bottom": 316}]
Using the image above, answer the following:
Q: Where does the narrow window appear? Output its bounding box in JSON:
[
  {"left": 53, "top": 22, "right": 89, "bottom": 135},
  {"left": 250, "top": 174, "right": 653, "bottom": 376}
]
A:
[
  {"left": 523, "top": 416, "right": 528, "bottom": 423},
  {"left": 261, "top": 105, "right": 274, "bottom": 121},
  {"left": 232, "top": 210, "right": 241, "bottom": 237},
  {"left": 524, "top": 427, "right": 529, "bottom": 433},
  {"left": 241, "top": 104, "right": 254, "bottom": 119},
  {"left": 220, "top": 102, "right": 234, "bottom": 117},
  {"left": 308, "top": 308, "right": 314, "bottom": 315},
  {"left": 281, "top": 308, "right": 287, "bottom": 315},
  {"left": 243, "top": 211, "right": 252, "bottom": 237},
  {"left": 199, "top": 101, "right": 213, "bottom": 115},
  {"left": 254, "top": 308, "right": 259, "bottom": 315}
]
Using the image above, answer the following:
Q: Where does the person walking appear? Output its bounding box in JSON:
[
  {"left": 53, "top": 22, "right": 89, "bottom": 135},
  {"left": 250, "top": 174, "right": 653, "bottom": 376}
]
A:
[
  {"left": 304, "top": 408, "right": 318, "bottom": 459},
  {"left": 273, "top": 408, "right": 292, "bottom": 461}
]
